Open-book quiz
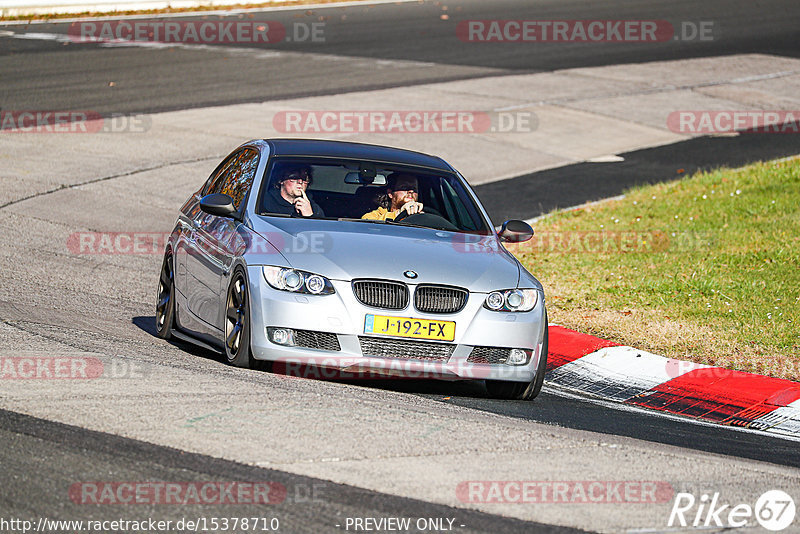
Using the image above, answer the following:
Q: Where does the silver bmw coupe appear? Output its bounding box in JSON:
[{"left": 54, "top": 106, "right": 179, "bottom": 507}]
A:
[{"left": 155, "top": 139, "right": 548, "bottom": 400}]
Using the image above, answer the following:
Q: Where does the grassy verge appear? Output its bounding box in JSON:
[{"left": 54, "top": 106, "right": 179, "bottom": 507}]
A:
[
  {"left": 511, "top": 156, "right": 800, "bottom": 381},
  {"left": 0, "top": 0, "right": 361, "bottom": 21}
]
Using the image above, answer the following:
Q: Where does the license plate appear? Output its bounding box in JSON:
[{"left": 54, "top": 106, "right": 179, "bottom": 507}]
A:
[{"left": 364, "top": 314, "right": 455, "bottom": 342}]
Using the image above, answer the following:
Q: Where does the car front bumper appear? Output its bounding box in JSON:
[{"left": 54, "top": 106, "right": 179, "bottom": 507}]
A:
[{"left": 246, "top": 267, "right": 547, "bottom": 383}]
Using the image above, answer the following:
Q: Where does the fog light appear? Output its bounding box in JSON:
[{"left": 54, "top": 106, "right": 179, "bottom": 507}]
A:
[
  {"left": 268, "top": 327, "right": 296, "bottom": 346},
  {"left": 506, "top": 349, "right": 530, "bottom": 365}
]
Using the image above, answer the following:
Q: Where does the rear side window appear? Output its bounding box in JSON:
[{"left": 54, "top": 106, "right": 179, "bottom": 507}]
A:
[
  {"left": 202, "top": 153, "right": 238, "bottom": 196},
  {"left": 207, "top": 149, "right": 260, "bottom": 210}
]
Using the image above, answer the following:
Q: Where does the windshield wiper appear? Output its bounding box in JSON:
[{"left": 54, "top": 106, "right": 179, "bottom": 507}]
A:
[
  {"left": 337, "top": 217, "right": 434, "bottom": 230},
  {"left": 339, "top": 217, "right": 427, "bottom": 228},
  {"left": 383, "top": 219, "right": 431, "bottom": 229}
]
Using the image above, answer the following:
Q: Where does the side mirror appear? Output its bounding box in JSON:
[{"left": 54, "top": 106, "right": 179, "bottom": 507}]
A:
[
  {"left": 200, "top": 193, "right": 240, "bottom": 220},
  {"left": 498, "top": 219, "right": 534, "bottom": 243}
]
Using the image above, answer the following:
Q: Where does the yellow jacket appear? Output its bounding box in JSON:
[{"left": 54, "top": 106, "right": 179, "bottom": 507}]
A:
[{"left": 361, "top": 206, "right": 399, "bottom": 221}]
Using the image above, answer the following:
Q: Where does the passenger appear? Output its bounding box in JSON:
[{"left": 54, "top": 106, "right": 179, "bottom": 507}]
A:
[
  {"left": 362, "top": 173, "right": 423, "bottom": 221},
  {"left": 263, "top": 164, "right": 325, "bottom": 217}
]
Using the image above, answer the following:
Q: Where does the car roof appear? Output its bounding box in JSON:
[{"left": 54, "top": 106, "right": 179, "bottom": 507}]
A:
[{"left": 264, "top": 138, "right": 455, "bottom": 172}]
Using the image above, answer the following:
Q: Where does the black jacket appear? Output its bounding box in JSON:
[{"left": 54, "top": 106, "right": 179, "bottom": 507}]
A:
[{"left": 262, "top": 188, "right": 325, "bottom": 218}]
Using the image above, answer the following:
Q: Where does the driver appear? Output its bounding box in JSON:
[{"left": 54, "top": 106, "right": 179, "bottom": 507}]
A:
[{"left": 362, "top": 173, "right": 423, "bottom": 221}]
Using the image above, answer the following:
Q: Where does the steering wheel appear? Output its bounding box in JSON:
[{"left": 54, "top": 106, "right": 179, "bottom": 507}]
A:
[
  {"left": 392, "top": 209, "right": 459, "bottom": 231},
  {"left": 393, "top": 205, "right": 443, "bottom": 221}
]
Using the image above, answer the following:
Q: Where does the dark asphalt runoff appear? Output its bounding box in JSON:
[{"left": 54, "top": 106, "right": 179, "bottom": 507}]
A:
[
  {"left": 476, "top": 128, "right": 800, "bottom": 223},
  {"left": 0, "top": 409, "right": 584, "bottom": 534},
  {"left": 0, "top": 0, "right": 799, "bottom": 114}
]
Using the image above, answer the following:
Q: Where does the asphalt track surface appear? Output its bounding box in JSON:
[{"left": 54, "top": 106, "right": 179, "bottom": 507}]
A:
[
  {"left": 1, "top": 0, "right": 799, "bottom": 114},
  {"left": 1, "top": 409, "right": 581, "bottom": 533},
  {"left": 2, "top": 0, "right": 800, "bottom": 532},
  {"left": 118, "top": 319, "right": 800, "bottom": 470},
  {"left": 261, "top": 372, "right": 800, "bottom": 469}
]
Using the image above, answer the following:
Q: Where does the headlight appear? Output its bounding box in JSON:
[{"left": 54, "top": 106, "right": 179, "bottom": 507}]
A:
[
  {"left": 483, "top": 289, "right": 538, "bottom": 312},
  {"left": 485, "top": 292, "right": 505, "bottom": 310},
  {"left": 262, "top": 266, "right": 335, "bottom": 295}
]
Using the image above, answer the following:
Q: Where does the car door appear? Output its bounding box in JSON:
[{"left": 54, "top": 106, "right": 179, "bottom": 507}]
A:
[
  {"left": 188, "top": 148, "right": 260, "bottom": 331},
  {"left": 178, "top": 152, "right": 239, "bottom": 333}
]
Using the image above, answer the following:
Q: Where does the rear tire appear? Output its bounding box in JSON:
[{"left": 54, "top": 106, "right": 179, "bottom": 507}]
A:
[
  {"left": 485, "top": 313, "right": 549, "bottom": 400},
  {"left": 155, "top": 252, "right": 175, "bottom": 340}
]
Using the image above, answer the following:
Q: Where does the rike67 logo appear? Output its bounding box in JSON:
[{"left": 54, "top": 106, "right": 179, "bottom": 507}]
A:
[{"left": 669, "top": 490, "right": 795, "bottom": 531}]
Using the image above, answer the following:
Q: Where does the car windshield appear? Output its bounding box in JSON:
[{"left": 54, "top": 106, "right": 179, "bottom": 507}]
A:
[{"left": 256, "top": 157, "right": 492, "bottom": 234}]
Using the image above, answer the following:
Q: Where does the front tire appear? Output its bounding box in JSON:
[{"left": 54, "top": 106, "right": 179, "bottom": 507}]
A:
[
  {"left": 155, "top": 252, "right": 175, "bottom": 340},
  {"left": 225, "top": 268, "right": 255, "bottom": 368},
  {"left": 485, "top": 314, "right": 549, "bottom": 400}
]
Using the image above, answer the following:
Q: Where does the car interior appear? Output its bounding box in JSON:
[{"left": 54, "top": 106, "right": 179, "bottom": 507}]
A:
[{"left": 257, "top": 158, "right": 491, "bottom": 234}]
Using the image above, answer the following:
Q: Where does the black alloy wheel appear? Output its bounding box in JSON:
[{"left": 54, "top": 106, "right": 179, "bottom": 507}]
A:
[
  {"left": 155, "top": 252, "right": 175, "bottom": 339},
  {"left": 225, "top": 268, "right": 254, "bottom": 368}
]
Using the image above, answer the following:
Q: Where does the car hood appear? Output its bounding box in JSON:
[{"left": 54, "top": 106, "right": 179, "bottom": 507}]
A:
[{"left": 247, "top": 217, "right": 521, "bottom": 292}]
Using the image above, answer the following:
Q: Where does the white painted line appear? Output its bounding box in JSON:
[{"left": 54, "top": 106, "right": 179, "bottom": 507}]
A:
[
  {"left": 0, "top": 29, "right": 441, "bottom": 70},
  {"left": 3, "top": 31, "right": 72, "bottom": 41},
  {"left": 547, "top": 346, "right": 709, "bottom": 402},
  {"left": 587, "top": 154, "right": 625, "bottom": 163},
  {"left": 0, "top": 0, "right": 418, "bottom": 24},
  {"left": 726, "top": 70, "right": 800, "bottom": 85}
]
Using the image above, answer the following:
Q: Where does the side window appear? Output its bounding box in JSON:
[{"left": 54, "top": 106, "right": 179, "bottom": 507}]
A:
[
  {"left": 209, "top": 149, "right": 260, "bottom": 211},
  {"left": 202, "top": 153, "right": 239, "bottom": 196}
]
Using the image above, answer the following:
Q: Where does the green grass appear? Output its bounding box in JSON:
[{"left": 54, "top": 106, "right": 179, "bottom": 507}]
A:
[{"left": 514, "top": 156, "right": 800, "bottom": 380}]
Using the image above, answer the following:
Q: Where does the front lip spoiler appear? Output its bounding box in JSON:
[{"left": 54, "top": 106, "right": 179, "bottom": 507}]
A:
[{"left": 339, "top": 363, "right": 461, "bottom": 380}]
